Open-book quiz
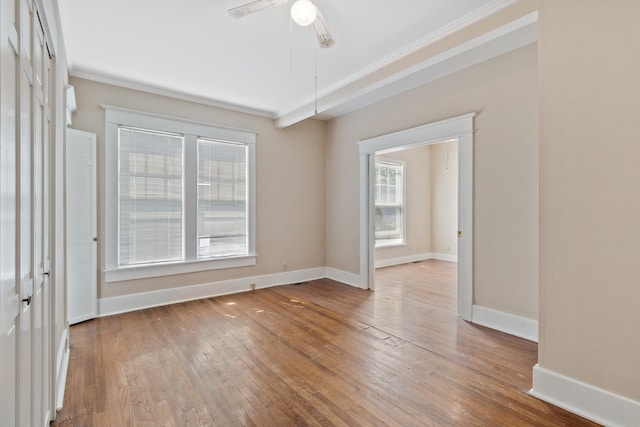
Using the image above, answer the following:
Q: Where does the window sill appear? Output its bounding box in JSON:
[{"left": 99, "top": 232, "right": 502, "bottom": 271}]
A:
[
  {"left": 375, "top": 240, "right": 406, "bottom": 249},
  {"left": 104, "top": 254, "right": 257, "bottom": 283}
]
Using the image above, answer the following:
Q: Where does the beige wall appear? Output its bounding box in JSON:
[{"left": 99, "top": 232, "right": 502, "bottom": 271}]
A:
[
  {"left": 431, "top": 140, "right": 458, "bottom": 257},
  {"left": 326, "top": 43, "right": 538, "bottom": 320},
  {"left": 70, "top": 77, "right": 326, "bottom": 299},
  {"left": 538, "top": 0, "right": 640, "bottom": 400},
  {"left": 375, "top": 146, "right": 432, "bottom": 262}
]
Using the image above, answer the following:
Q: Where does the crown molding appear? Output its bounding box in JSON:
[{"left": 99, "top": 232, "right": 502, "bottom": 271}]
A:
[{"left": 69, "top": 68, "right": 275, "bottom": 119}]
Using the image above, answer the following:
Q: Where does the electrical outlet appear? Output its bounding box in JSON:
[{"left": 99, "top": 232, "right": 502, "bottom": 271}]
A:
[
  {"left": 250, "top": 283, "right": 256, "bottom": 290},
  {"left": 282, "top": 262, "right": 287, "bottom": 272}
]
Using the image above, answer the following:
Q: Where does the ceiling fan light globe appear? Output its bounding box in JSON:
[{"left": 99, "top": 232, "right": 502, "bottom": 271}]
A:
[{"left": 291, "top": 0, "right": 317, "bottom": 26}]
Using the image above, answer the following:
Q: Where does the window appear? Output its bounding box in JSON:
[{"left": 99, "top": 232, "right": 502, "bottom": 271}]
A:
[
  {"left": 104, "top": 106, "right": 256, "bottom": 282},
  {"left": 375, "top": 158, "right": 405, "bottom": 246},
  {"left": 197, "top": 138, "right": 247, "bottom": 258},
  {"left": 118, "top": 127, "right": 184, "bottom": 266}
]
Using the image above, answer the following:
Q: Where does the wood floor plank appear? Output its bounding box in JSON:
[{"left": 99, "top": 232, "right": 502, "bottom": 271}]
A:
[{"left": 52, "top": 260, "right": 597, "bottom": 426}]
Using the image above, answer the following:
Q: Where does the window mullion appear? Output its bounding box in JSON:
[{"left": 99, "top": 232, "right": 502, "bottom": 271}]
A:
[{"left": 184, "top": 134, "right": 198, "bottom": 261}]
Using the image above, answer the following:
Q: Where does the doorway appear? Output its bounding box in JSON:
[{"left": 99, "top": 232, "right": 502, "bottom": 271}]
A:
[{"left": 358, "top": 113, "right": 474, "bottom": 320}]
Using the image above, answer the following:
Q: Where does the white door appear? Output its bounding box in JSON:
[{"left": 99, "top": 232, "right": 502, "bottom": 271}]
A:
[
  {"left": 66, "top": 129, "right": 97, "bottom": 325},
  {"left": 41, "top": 24, "right": 53, "bottom": 423},
  {"left": 18, "top": 0, "right": 35, "bottom": 425},
  {"left": 0, "top": 0, "right": 21, "bottom": 424},
  {"left": 2, "top": 0, "right": 55, "bottom": 425},
  {"left": 31, "top": 12, "right": 45, "bottom": 424},
  {"left": 32, "top": 12, "right": 52, "bottom": 425}
]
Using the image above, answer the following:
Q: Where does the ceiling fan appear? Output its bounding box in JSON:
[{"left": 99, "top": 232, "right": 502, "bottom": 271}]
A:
[{"left": 228, "top": 0, "right": 335, "bottom": 48}]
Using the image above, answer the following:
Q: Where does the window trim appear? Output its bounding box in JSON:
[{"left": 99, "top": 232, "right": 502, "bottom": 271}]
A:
[
  {"left": 374, "top": 157, "right": 406, "bottom": 248},
  {"left": 102, "top": 105, "right": 256, "bottom": 283}
]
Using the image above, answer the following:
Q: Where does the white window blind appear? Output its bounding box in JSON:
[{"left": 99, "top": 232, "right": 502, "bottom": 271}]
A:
[
  {"left": 375, "top": 159, "right": 404, "bottom": 243},
  {"left": 197, "top": 138, "right": 248, "bottom": 258},
  {"left": 118, "top": 126, "right": 184, "bottom": 266}
]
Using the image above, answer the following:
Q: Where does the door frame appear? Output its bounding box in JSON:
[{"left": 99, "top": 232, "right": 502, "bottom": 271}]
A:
[{"left": 358, "top": 113, "right": 475, "bottom": 320}]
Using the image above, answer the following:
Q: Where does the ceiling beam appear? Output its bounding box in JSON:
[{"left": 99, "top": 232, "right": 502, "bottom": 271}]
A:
[{"left": 274, "top": 11, "right": 538, "bottom": 129}]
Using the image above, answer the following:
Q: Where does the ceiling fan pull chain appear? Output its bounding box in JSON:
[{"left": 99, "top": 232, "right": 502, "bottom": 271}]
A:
[{"left": 289, "top": 13, "right": 293, "bottom": 72}]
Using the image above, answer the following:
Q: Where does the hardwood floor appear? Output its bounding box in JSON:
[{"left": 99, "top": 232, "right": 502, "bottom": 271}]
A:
[{"left": 52, "top": 260, "right": 597, "bottom": 426}]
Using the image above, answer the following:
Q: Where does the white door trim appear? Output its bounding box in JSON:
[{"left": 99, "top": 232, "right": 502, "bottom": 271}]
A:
[{"left": 358, "top": 113, "right": 475, "bottom": 320}]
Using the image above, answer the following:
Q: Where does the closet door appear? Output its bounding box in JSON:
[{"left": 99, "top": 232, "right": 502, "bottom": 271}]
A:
[
  {"left": 31, "top": 11, "right": 43, "bottom": 426},
  {"left": 0, "top": 0, "right": 21, "bottom": 424},
  {"left": 32, "top": 11, "right": 52, "bottom": 426},
  {"left": 1, "top": 0, "right": 54, "bottom": 424},
  {"left": 41, "top": 20, "right": 53, "bottom": 422},
  {"left": 18, "top": 0, "right": 35, "bottom": 425}
]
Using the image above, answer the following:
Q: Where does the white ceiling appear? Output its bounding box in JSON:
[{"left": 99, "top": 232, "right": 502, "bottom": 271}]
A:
[{"left": 57, "top": 0, "right": 535, "bottom": 126}]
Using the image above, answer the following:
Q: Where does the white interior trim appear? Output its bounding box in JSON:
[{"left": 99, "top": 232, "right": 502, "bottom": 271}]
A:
[
  {"left": 102, "top": 104, "right": 257, "bottom": 143},
  {"left": 105, "top": 255, "right": 257, "bottom": 283},
  {"left": 374, "top": 252, "right": 459, "bottom": 269},
  {"left": 430, "top": 253, "right": 458, "bottom": 263},
  {"left": 98, "top": 266, "right": 371, "bottom": 317},
  {"left": 472, "top": 305, "right": 538, "bottom": 342},
  {"left": 530, "top": 365, "right": 640, "bottom": 427},
  {"left": 98, "top": 267, "right": 326, "bottom": 317},
  {"left": 375, "top": 253, "right": 433, "bottom": 269},
  {"left": 73, "top": 72, "right": 274, "bottom": 118},
  {"left": 358, "top": 113, "right": 475, "bottom": 320},
  {"left": 325, "top": 267, "right": 365, "bottom": 289},
  {"left": 55, "top": 327, "right": 70, "bottom": 410}
]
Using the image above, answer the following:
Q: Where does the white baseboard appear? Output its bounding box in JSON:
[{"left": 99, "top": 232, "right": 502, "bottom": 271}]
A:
[
  {"left": 459, "top": 296, "right": 473, "bottom": 322},
  {"left": 472, "top": 305, "right": 538, "bottom": 342},
  {"left": 98, "top": 267, "right": 326, "bottom": 317},
  {"left": 325, "top": 267, "right": 366, "bottom": 289},
  {"left": 430, "top": 252, "right": 458, "bottom": 263},
  {"left": 55, "top": 327, "right": 70, "bottom": 410},
  {"left": 375, "top": 252, "right": 432, "bottom": 268},
  {"left": 375, "top": 252, "right": 457, "bottom": 268},
  {"left": 530, "top": 364, "right": 640, "bottom": 427}
]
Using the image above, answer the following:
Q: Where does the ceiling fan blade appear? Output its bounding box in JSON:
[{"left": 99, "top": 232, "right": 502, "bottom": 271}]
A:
[
  {"left": 313, "top": 8, "right": 335, "bottom": 48},
  {"left": 228, "top": 0, "right": 289, "bottom": 18}
]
